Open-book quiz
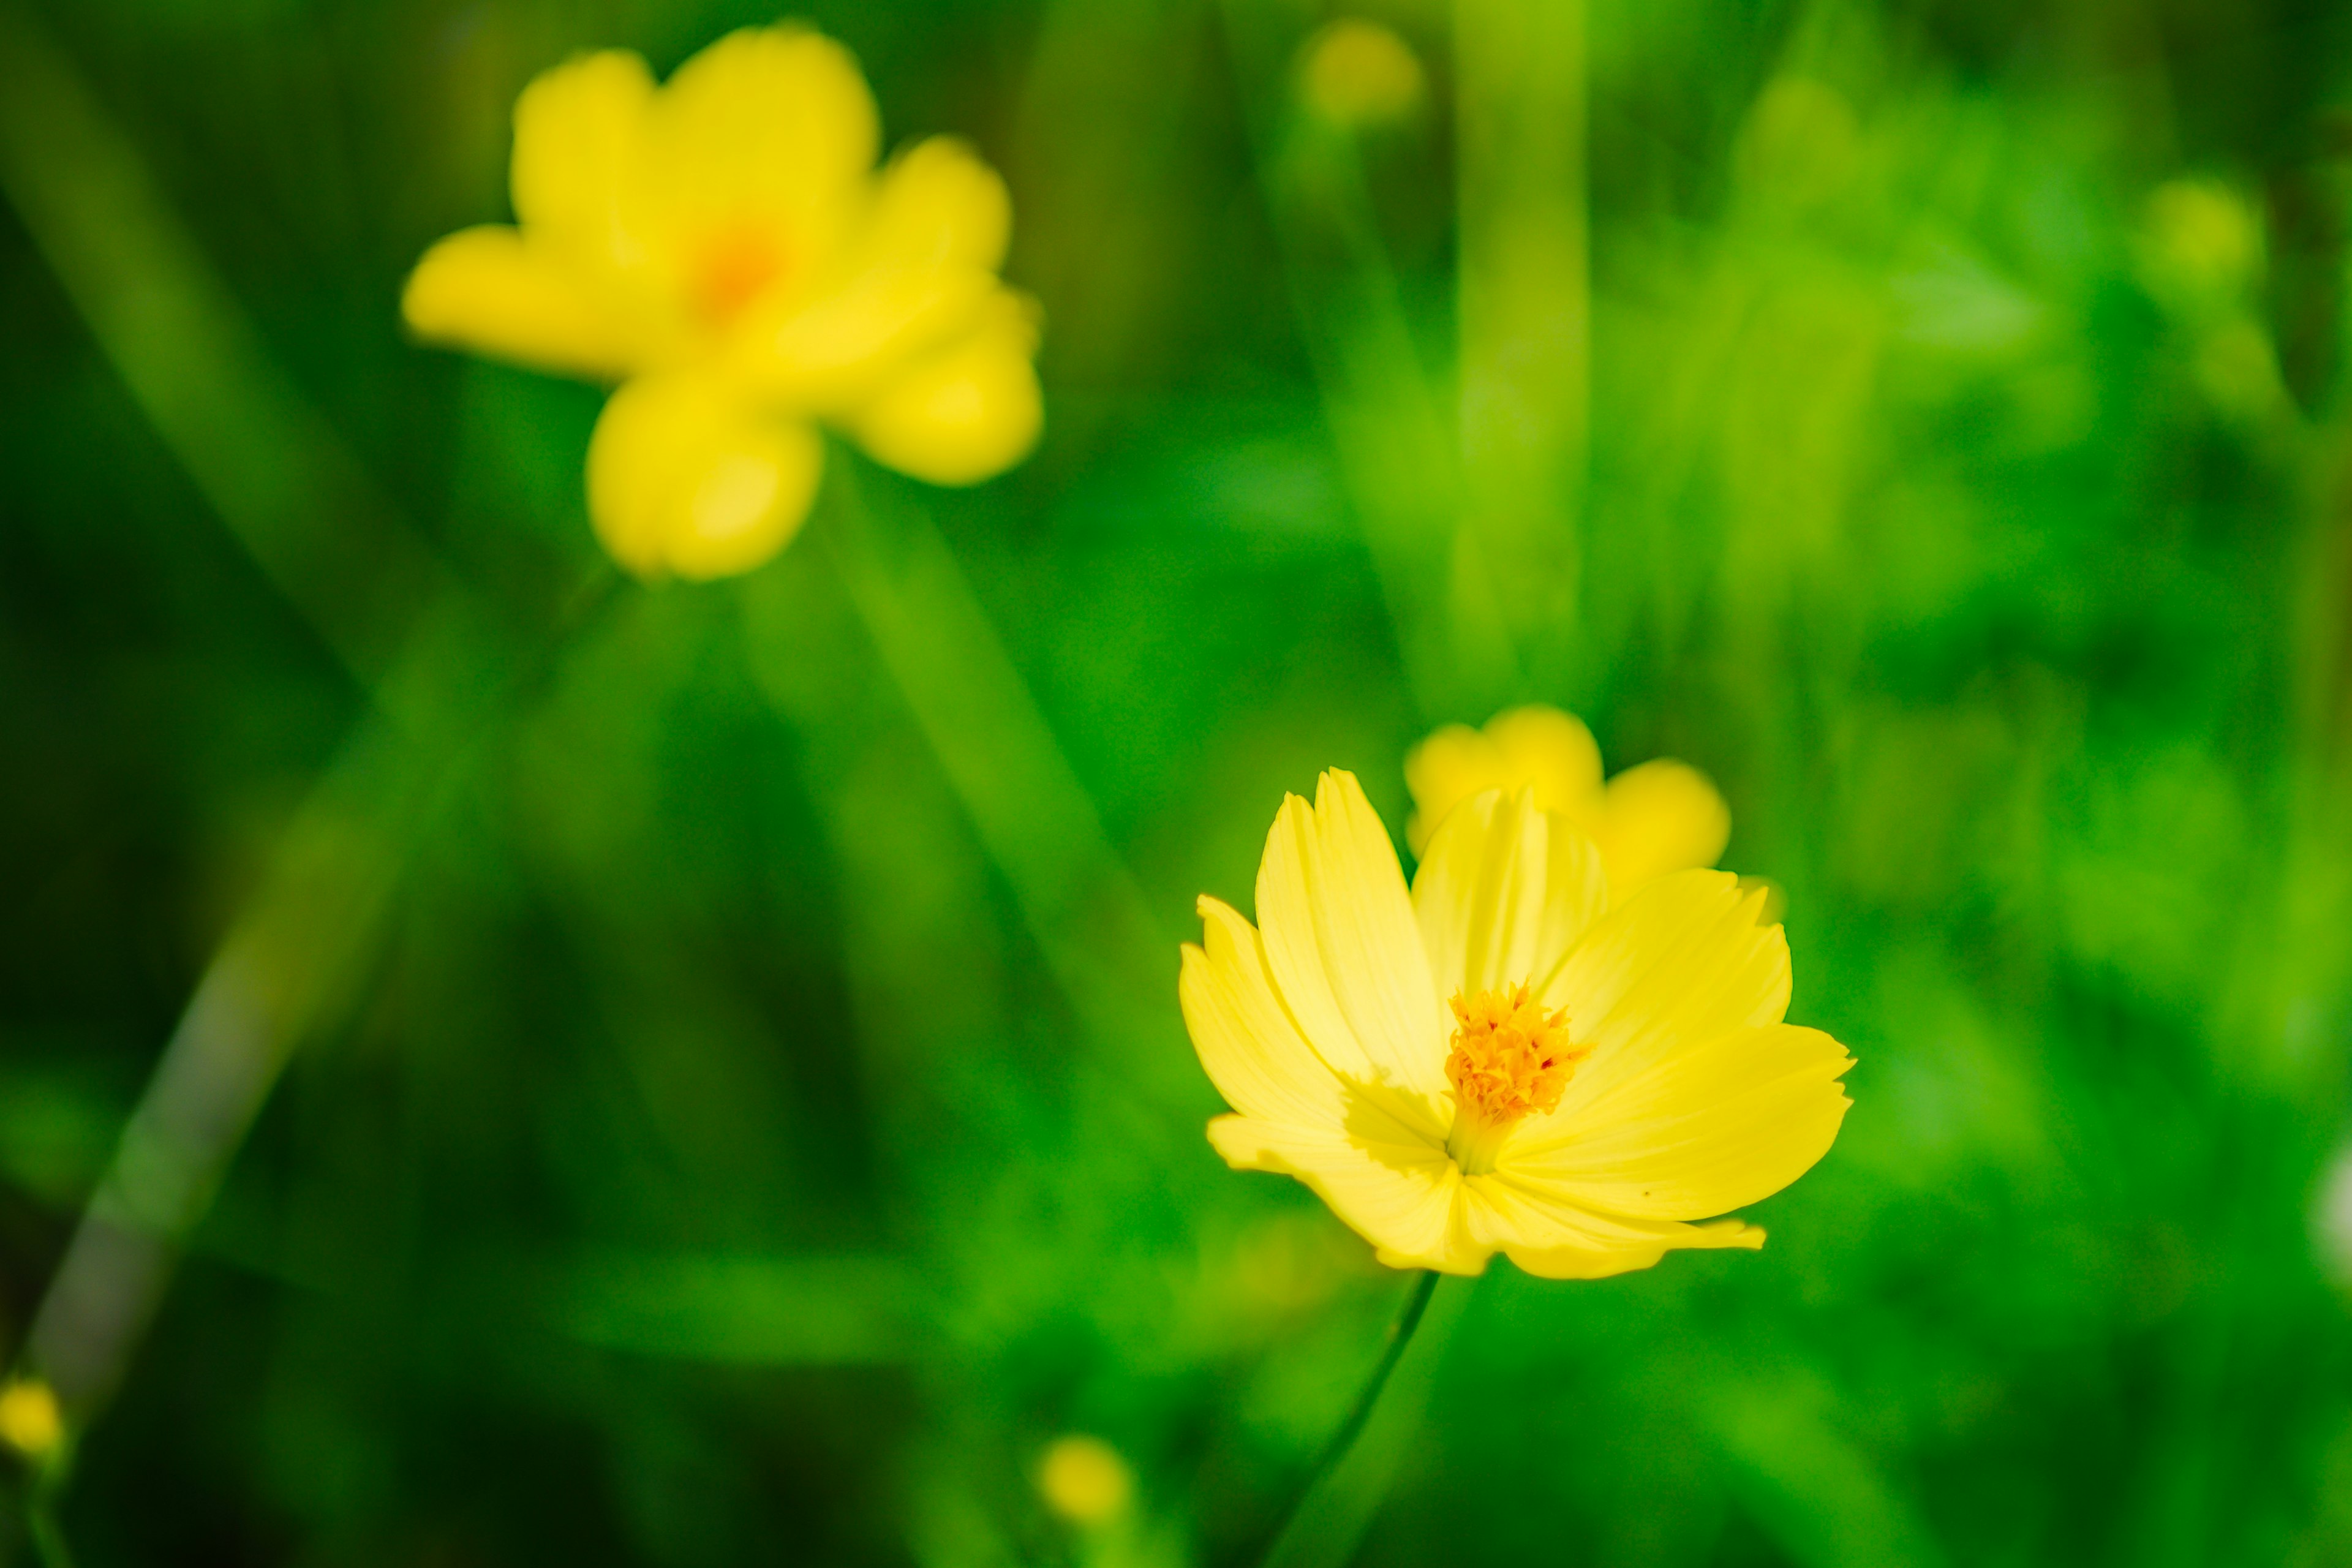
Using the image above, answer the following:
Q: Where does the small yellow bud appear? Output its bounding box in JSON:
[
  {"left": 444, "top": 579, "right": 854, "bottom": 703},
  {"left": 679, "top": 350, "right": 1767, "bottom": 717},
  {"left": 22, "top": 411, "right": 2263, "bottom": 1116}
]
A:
[
  {"left": 1037, "top": 1433, "right": 1133, "bottom": 1527},
  {"left": 2138, "top": 178, "right": 2264, "bottom": 311},
  {"left": 1298, "top": 19, "right": 1425, "bottom": 129},
  {"left": 0, "top": 1381, "right": 63, "bottom": 1461}
]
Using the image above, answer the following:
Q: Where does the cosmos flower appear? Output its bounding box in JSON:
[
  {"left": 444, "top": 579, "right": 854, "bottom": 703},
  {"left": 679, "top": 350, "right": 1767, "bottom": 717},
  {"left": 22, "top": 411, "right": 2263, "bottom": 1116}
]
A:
[
  {"left": 1405, "top": 705, "right": 1731, "bottom": 902},
  {"left": 405, "top": 24, "right": 1042, "bottom": 579},
  {"left": 1181, "top": 771, "right": 1850, "bottom": 1278}
]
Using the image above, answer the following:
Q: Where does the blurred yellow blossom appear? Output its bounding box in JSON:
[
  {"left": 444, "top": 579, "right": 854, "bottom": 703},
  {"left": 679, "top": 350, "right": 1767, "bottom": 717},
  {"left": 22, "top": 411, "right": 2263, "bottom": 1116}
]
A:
[
  {"left": 2136, "top": 178, "right": 2263, "bottom": 315},
  {"left": 1297, "top": 18, "right": 1425, "bottom": 129},
  {"left": 1181, "top": 772, "right": 1850, "bottom": 1278},
  {"left": 1038, "top": 1433, "right": 1134, "bottom": 1526},
  {"left": 0, "top": 1379, "right": 61, "bottom": 1460},
  {"left": 2132, "top": 180, "right": 2285, "bottom": 421},
  {"left": 1405, "top": 705, "right": 1730, "bottom": 900},
  {"left": 405, "top": 24, "right": 1042, "bottom": 579}
]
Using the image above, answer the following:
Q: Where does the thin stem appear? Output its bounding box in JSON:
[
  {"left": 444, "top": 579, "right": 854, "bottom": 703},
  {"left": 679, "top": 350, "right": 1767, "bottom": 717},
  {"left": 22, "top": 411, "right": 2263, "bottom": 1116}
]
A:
[
  {"left": 26, "top": 1466, "right": 75, "bottom": 1568},
  {"left": 1456, "top": 0, "right": 1589, "bottom": 684},
  {"left": 0, "top": 0, "right": 448, "bottom": 688},
  {"left": 797, "top": 464, "right": 1174, "bottom": 1059},
  {"left": 1256, "top": 1270, "right": 1438, "bottom": 1567},
  {"left": 21, "top": 561, "right": 616, "bottom": 1431},
  {"left": 1, "top": 0, "right": 612, "bottom": 1439},
  {"left": 1212, "top": 0, "right": 1518, "bottom": 721}
]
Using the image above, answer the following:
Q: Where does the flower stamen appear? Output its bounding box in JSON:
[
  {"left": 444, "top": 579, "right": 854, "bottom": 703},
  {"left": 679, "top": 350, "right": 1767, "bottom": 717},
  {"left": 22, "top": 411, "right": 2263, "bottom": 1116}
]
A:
[
  {"left": 692, "top": 222, "right": 791, "bottom": 325},
  {"left": 1444, "top": 982, "right": 1586, "bottom": 1174}
]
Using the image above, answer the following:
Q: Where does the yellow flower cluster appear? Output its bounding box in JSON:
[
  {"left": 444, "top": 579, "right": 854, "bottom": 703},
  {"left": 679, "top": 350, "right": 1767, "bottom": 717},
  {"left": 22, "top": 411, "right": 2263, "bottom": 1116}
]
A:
[{"left": 405, "top": 25, "right": 1041, "bottom": 579}]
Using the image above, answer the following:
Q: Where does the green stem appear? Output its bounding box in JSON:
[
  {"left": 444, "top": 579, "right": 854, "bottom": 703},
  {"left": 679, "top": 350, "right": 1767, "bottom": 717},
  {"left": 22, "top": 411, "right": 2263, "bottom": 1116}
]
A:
[
  {"left": 26, "top": 1465, "right": 75, "bottom": 1568},
  {"left": 21, "top": 565, "right": 614, "bottom": 1429},
  {"left": 1257, "top": 1270, "right": 1438, "bottom": 1567},
  {"left": 0, "top": 0, "right": 448, "bottom": 689},
  {"left": 1455, "top": 0, "right": 1589, "bottom": 685},
  {"left": 799, "top": 464, "right": 1175, "bottom": 1065},
  {"left": 1213, "top": 0, "right": 1517, "bottom": 721}
]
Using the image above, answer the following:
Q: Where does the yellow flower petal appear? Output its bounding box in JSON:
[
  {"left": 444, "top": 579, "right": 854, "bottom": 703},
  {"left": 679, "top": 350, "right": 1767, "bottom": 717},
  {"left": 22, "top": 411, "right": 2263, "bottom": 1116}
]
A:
[
  {"left": 731, "top": 140, "right": 1017, "bottom": 409},
  {"left": 651, "top": 26, "right": 878, "bottom": 271},
  {"left": 1594, "top": 758, "right": 1732, "bottom": 897},
  {"left": 1503, "top": 1023, "right": 1852, "bottom": 1218},
  {"left": 510, "top": 49, "right": 656, "bottom": 268},
  {"left": 846, "top": 293, "right": 1044, "bottom": 485},
  {"left": 1485, "top": 707, "right": 1606, "bottom": 802},
  {"left": 402, "top": 227, "right": 654, "bottom": 379},
  {"left": 585, "top": 373, "right": 822, "bottom": 579},
  {"left": 1505, "top": 1217, "right": 1762, "bottom": 1279},
  {"left": 1461, "top": 1174, "right": 1766, "bottom": 1275},
  {"left": 1411, "top": 787, "right": 1605, "bottom": 1003},
  {"left": 1525, "top": 870, "right": 1792, "bottom": 1141},
  {"left": 1404, "top": 705, "right": 1604, "bottom": 854},
  {"left": 738, "top": 268, "right": 1001, "bottom": 412},
  {"left": 866, "top": 136, "right": 1013, "bottom": 276},
  {"left": 1180, "top": 895, "right": 1351, "bottom": 1128},
  {"left": 1254, "top": 771, "right": 1450, "bottom": 1120},
  {"left": 1207, "top": 1117, "right": 1481, "bottom": 1272}
]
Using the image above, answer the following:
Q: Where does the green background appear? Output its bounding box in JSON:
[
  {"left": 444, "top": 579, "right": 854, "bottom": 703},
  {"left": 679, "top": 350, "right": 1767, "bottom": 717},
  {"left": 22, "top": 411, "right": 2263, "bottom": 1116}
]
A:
[{"left": 6, "top": 0, "right": 2352, "bottom": 1563}]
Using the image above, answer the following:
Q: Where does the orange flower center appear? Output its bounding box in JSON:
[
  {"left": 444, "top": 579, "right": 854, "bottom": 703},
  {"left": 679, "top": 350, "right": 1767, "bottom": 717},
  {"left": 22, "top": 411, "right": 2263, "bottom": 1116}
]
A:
[
  {"left": 1443, "top": 982, "right": 1587, "bottom": 1174},
  {"left": 692, "top": 222, "right": 792, "bottom": 326}
]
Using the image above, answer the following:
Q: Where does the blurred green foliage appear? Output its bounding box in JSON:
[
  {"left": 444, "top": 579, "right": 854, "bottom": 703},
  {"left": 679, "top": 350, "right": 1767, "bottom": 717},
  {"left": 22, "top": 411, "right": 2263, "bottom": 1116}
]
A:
[{"left": 8, "top": 0, "right": 2352, "bottom": 1564}]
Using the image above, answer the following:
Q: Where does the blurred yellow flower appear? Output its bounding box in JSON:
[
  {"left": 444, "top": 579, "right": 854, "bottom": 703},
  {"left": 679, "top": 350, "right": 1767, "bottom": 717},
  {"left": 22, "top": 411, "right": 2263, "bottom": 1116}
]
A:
[
  {"left": 1038, "top": 1433, "right": 1134, "bottom": 1526},
  {"left": 2137, "top": 178, "right": 2263, "bottom": 313},
  {"left": 1404, "top": 705, "right": 1730, "bottom": 900},
  {"left": 2130, "top": 179, "right": 2283, "bottom": 422},
  {"left": 1298, "top": 18, "right": 1425, "bottom": 129},
  {"left": 1181, "top": 771, "right": 1850, "bottom": 1278},
  {"left": 0, "top": 1379, "right": 62, "bottom": 1460},
  {"left": 405, "top": 25, "right": 1042, "bottom": 579}
]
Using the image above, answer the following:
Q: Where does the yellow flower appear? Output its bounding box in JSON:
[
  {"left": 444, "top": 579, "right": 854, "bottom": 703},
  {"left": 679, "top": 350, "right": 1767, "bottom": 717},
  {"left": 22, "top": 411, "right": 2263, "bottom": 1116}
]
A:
[
  {"left": 0, "top": 1379, "right": 62, "bottom": 1460},
  {"left": 2136, "top": 178, "right": 2263, "bottom": 314},
  {"left": 1037, "top": 1433, "right": 1134, "bottom": 1526},
  {"left": 1298, "top": 19, "right": 1426, "bottom": 129},
  {"left": 404, "top": 25, "right": 1042, "bottom": 579},
  {"left": 1180, "top": 771, "right": 1850, "bottom": 1278},
  {"left": 1405, "top": 705, "right": 1730, "bottom": 900}
]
